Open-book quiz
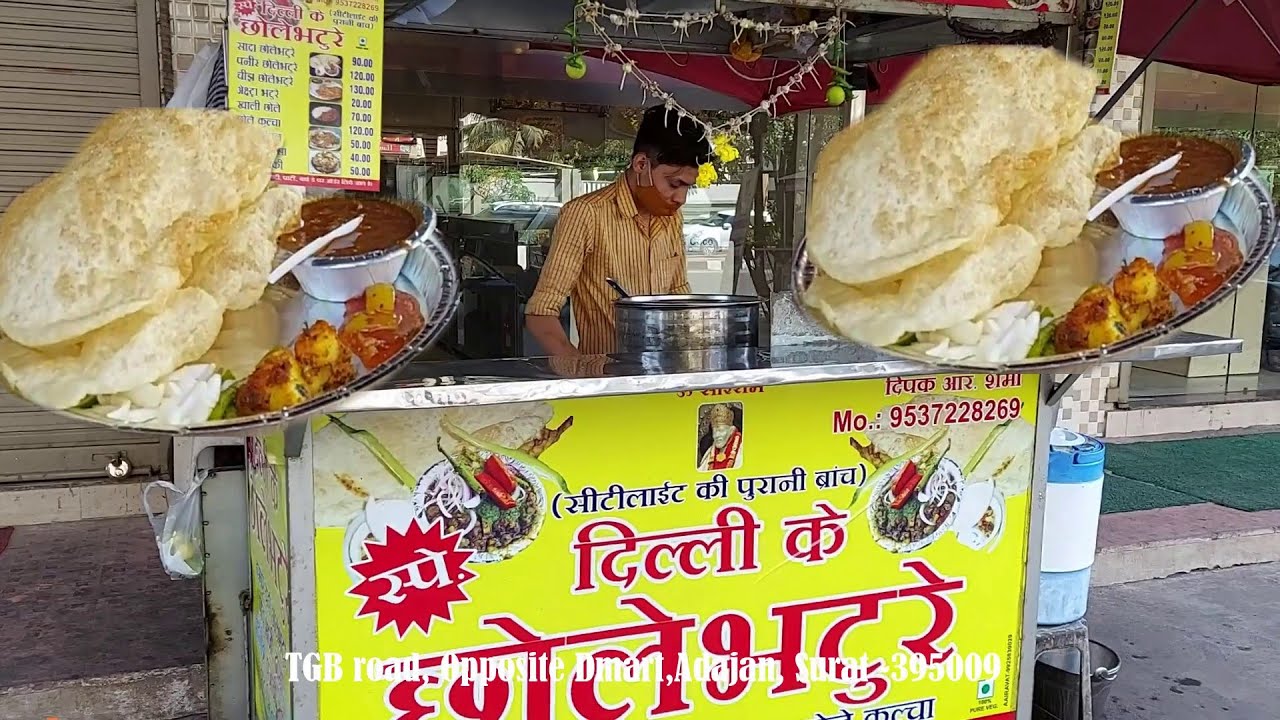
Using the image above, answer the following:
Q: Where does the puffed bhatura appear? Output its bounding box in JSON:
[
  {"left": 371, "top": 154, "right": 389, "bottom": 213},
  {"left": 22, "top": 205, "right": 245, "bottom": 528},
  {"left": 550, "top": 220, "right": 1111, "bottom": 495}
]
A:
[
  {"left": 0, "top": 109, "right": 301, "bottom": 409},
  {"left": 803, "top": 46, "right": 1121, "bottom": 346}
]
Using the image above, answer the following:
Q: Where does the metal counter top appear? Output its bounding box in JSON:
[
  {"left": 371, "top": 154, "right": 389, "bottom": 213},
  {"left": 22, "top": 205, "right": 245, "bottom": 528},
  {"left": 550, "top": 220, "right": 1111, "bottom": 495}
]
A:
[{"left": 327, "top": 332, "right": 1242, "bottom": 412}]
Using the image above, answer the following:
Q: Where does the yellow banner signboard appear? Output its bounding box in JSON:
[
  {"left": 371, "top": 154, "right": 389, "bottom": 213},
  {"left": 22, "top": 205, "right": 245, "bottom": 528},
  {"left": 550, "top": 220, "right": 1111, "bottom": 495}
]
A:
[
  {"left": 227, "top": 0, "right": 383, "bottom": 191},
  {"left": 309, "top": 375, "right": 1039, "bottom": 719},
  {"left": 248, "top": 435, "right": 292, "bottom": 718}
]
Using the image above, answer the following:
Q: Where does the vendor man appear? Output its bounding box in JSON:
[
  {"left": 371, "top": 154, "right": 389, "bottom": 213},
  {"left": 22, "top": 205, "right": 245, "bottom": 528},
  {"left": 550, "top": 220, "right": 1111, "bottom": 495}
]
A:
[{"left": 525, "top": 105, "right": 713, "bottom": 356}]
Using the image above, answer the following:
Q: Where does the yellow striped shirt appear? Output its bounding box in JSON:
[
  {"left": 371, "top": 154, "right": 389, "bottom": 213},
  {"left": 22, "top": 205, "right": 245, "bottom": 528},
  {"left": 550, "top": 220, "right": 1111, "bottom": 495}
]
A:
[{"left": 526, "top": 177, "right": 689, "bottom": 354}]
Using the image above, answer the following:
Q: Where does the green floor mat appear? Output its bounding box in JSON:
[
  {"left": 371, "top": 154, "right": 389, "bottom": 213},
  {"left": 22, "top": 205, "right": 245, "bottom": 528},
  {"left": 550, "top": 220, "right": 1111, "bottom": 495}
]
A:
[
  {"left": 1104, "top": 434, "right": 1280, "bottom": 512},
  {"left": 1101, "top": 472, "right": 1201, "bottom": 514}
]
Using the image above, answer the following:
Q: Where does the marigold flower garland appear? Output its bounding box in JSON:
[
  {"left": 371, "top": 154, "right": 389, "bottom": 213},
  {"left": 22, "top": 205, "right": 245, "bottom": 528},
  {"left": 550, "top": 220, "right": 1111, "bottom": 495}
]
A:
[
  {"left": 574, "top": 0, "right": 847, "bottom": 145},
  {"left": 696, "top": 133, "right": 741, "bottom": 188}
]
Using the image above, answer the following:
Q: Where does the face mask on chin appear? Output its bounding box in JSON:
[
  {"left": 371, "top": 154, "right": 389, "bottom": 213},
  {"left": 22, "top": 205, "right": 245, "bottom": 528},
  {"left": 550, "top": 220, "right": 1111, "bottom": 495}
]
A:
[{"left": 632, "top": 163, "right": 680, "bottom": 217}]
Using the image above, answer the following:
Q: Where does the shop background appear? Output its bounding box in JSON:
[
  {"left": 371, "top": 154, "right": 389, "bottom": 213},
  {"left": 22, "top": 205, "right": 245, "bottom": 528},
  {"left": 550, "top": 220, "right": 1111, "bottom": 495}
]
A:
[
  {"left": 1110, "top": 59, "right": 1280, "bottom": 425},
  {"left": 165, "top": 0, "right": 224, "bottom": 92},
  {"left": 1052, "top": 54, "right": 1147, "bottom": 438},
  {"left": 159, "top": 12, "right": 1211, "bottom": 440}
]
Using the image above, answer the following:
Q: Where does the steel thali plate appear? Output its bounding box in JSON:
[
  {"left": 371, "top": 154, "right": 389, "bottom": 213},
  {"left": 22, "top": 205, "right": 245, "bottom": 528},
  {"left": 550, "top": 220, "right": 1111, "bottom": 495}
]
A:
[
  {"left": 45, "top": 201, "right": 462, "bottom": 436},
  {"left": 792, "top": 171, "right": 1279, "bottom": 373}
]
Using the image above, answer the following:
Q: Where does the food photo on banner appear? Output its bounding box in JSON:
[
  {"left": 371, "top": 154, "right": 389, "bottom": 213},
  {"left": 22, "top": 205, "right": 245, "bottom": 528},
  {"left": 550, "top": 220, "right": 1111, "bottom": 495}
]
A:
[{"left": 307, "top": 377, "right": 1038, "bottom": 719}]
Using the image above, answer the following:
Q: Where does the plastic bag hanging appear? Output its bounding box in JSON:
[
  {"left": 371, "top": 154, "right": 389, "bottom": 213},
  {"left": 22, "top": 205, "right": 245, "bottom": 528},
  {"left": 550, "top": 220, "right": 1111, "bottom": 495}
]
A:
[{"left": 143, "top": 470, "right": 210, "bottom": 579}]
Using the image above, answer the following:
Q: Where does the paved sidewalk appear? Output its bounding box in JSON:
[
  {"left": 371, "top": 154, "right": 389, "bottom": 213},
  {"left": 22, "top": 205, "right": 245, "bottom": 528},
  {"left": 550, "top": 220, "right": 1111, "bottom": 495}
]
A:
[
  {"left": 1088, "top": 562, "right": 1280, "bottom": 719},
  {"left": 0, "top": 517, "right": 206, "bottom": 719},
  {"left": 1093, "top": 503, "right": 1280, "bottom": 585}
]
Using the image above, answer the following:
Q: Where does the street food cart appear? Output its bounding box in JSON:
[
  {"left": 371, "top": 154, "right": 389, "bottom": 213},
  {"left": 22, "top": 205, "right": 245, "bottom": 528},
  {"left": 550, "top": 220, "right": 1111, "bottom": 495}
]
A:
[
  {"left": 0, "top": 0, "right": 1265, "bottom": 716},
  {"left": 173, "top": 0, "right": 1276, "bottom": 719},
  {"left": 221, "top": 332, "right": 1241, "bottom": 720}
]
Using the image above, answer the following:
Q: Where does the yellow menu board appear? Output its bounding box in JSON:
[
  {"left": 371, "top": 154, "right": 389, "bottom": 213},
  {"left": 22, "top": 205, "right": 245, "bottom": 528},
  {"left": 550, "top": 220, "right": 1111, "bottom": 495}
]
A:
[
  {"left": 1086, "top": 0, "right": 1124, "bottom": 94},
  {"left": 227, "top": 0, "right": 383, "bottom": 191},
  {"left": 307, "top": 375, "right": 1039, "bottom": 719}
]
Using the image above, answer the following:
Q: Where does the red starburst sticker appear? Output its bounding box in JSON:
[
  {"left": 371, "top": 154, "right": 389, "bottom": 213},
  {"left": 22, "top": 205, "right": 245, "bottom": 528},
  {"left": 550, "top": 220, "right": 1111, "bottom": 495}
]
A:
[{"left": 347, "top": 519, "right": 478, "bottom": 639}]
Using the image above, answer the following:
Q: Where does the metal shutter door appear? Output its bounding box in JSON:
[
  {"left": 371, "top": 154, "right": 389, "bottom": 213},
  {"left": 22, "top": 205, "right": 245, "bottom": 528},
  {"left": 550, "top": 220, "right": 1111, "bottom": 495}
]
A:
[{"left": 0, "top": 0, "right": 169, "bottom": 482}]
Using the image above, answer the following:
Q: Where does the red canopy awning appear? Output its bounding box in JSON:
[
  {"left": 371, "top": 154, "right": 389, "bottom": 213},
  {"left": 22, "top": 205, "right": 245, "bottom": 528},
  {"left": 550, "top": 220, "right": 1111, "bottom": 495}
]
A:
[
  {"left": 866, "top": 55, "right": 921, "bottom": 105},
  {"left": 1119, "top": 0, "right": 1280, "bottom": 86},
  {"left": 584, "top": 48, "right": 837, "bottom": 115},
  {"left": 618, "top": 49, "right": 928, "bottom": 110}
]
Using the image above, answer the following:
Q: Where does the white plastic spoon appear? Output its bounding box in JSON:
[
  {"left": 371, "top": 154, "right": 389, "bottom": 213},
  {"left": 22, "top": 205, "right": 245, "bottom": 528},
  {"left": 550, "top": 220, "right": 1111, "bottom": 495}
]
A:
[
  {"left": 268, "top": 214, "right": 364, "bottom": 284},
  {"left": 1087, "top": 153, "right": 1182, "bottom": 222}
]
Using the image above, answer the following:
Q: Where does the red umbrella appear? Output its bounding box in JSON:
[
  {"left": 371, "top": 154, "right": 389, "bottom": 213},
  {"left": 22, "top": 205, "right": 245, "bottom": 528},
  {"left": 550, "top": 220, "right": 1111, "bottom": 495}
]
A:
[{"left": 1118, "top": 0, "right": 1280, "bottom": 86}]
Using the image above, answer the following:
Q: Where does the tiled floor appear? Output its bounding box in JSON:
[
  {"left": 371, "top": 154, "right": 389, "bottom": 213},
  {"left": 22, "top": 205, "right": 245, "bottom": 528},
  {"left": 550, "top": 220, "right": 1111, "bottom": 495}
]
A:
[{"left": 0, "top": 516, "right": 204, "bottom": 688}]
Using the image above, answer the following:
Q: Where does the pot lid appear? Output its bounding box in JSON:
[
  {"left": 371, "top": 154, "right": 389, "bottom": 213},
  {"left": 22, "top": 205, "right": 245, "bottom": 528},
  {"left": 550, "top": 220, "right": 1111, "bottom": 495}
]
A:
[{"left": 615, "top": 294, "right": 761, "bottom": 309}]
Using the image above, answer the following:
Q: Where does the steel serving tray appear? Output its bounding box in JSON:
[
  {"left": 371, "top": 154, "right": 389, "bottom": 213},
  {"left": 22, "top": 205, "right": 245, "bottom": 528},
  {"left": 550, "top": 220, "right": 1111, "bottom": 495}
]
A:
[
  {"left": 792, "top": 170, "right": 1278, "bottom": 372},
  {"left": 53, "top": 200, "right": 462, "bottom": 435}
]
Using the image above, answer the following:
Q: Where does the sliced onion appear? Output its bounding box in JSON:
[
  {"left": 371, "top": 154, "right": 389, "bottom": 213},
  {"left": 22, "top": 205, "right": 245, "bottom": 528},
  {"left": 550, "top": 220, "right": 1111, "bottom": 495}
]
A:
[
  {"left": 924, "top": 337, "right": 951, "bottom": 357},
  {"left": 942, "top": 320, "right": 983, "bottom": 345},
  {"left": 124, "top": 383, "right": 164, "bottom": 407}
]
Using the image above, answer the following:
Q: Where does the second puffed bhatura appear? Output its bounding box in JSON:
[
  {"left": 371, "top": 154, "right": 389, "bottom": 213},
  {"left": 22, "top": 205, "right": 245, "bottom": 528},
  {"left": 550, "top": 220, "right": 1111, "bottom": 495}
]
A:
[
  {"left": 188, "top": 186, "right": 304, "bottom": 311},
  {"left": 0, "top": 287, "right": 224, "bottom": 409},
  {"left": 803, "top": 45, "right": 1121, "bottom": 349},
  {"left": 806, "top": 225, "right": 1044, "bottom": 347}
]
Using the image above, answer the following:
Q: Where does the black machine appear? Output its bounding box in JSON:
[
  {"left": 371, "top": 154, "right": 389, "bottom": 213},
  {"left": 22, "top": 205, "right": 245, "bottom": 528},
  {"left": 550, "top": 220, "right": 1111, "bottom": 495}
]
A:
[
  {"left": 442, "top": 215, "right": 520, "bottom": 267},
  {"left": 438, "top": 215, "right": 552, "bottom": 359}
]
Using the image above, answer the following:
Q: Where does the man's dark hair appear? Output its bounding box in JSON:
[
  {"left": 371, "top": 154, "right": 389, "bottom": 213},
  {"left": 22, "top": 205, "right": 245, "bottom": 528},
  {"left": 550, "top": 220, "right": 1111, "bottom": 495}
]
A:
[{"left": 631, "top": 105, "right": 713, "bottom": 169}]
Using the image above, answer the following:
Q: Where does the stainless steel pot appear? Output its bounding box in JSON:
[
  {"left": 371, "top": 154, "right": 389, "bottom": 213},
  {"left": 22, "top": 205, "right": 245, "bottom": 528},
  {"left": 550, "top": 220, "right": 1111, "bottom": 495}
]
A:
[{"left": 614, "top": 294, "right": 761, "bottom": 353}]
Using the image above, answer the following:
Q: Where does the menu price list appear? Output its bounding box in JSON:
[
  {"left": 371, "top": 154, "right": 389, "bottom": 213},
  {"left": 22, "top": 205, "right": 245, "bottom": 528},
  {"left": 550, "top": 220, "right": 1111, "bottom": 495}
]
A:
[
  {"left": 227, "top": 0, "right": 384, "bottom": 191},
  {"left": 1085, "top": 0, "right": 1124, "bottom": 94}
]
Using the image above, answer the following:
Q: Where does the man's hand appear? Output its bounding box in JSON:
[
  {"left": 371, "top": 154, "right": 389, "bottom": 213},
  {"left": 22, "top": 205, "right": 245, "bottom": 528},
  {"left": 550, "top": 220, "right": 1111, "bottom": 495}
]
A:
[
  {"left": 547, "top": 354, "right": 610, "bottom": 378},
  {"left": 526, "top": 315, "right": 580, "bottom": 357}
]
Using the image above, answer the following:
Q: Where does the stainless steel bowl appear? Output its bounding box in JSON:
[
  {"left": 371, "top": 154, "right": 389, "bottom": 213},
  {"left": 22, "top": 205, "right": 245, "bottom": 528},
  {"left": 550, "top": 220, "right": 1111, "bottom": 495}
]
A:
[
  {"left": 290, "top": 199, "right": 439, "bottom": 302},
  {"left": 1108, "top": 137, "right": 1255, "bottom": 239},
  {"left": 614, "top": 294, "right": 761, "bottom": 352}
]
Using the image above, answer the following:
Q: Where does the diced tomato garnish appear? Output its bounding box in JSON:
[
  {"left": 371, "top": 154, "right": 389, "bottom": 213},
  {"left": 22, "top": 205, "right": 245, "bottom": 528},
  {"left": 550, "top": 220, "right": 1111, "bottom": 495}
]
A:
[
  {"left": 889, "top": 461, "right": 919, "bottom": 497},
  {"left": 339, "top": 288, "right": 427, "bottom": 368},
  {"left": 483, "top": 455, "right": 519, "bottom": 494},
  {"left": 1159, "top": 227, "right": 1245, "bottom": 306},
  {"left": 475, "top": 471, "right": 517, "bottom": 509}
]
